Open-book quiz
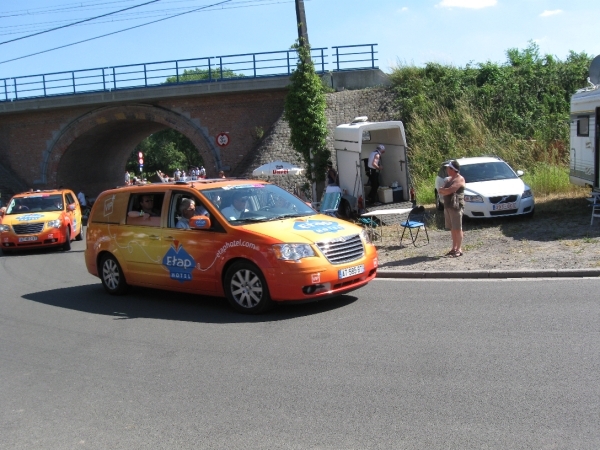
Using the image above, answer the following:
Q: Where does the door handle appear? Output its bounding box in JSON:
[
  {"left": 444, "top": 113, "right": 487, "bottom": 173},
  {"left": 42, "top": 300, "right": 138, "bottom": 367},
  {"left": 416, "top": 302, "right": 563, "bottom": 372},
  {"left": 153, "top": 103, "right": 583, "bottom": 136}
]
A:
[
  {"left": 164, "top": 236, "right": 175, "bottom": 241},
  {"left": 148, "top": 235, "right": 160, "bottom": 240}
]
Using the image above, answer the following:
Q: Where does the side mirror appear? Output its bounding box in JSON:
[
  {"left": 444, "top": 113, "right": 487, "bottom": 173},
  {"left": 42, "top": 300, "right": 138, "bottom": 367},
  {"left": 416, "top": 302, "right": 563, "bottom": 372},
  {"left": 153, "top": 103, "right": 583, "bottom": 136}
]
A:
[
  {"left": 516, "top": 170, "right": 524, "bottom": 177},
  {"left": 67, "top": 203, "right": 76, "bottom": 211},
  {"left": 189, "top": 215, "right": 211, "bottom": 230}
]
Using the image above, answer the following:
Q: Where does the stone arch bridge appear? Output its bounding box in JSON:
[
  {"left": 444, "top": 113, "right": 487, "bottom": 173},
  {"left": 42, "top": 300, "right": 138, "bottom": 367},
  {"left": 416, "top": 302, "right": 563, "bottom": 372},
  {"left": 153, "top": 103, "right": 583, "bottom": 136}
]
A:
[{"left": 0, "top": 69, "right": 388, "bottom": 197}]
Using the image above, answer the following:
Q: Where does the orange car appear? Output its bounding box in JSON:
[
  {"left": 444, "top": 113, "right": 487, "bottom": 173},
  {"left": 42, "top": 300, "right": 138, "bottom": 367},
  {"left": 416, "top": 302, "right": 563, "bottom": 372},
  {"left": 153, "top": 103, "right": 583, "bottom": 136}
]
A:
[
  {"left": 84, "top": 180, "right": 378, "bottom": 314},
  {"left": 0, "top": 189, "right": 83, "bottom": 254}
]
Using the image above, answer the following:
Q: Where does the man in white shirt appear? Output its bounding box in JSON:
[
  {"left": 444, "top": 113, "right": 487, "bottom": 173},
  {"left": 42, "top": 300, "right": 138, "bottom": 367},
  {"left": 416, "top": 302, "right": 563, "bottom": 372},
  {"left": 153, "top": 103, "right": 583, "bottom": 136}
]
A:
[{"left": 220, "top": 192, "right": 248, "bottom": 220}]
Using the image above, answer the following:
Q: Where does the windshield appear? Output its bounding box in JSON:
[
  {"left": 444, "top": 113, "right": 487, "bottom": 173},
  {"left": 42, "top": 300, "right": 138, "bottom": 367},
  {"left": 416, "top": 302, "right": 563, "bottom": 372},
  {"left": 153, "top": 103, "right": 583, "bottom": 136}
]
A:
[
  {"left": 201, "top": 184, "right": 315, "bottom": 224},
  {"left": 461, "top": 162, "right": 518, "bottom": 183},
  {"left": 6, "top": 194, "right": 64, "bottom": 215}
]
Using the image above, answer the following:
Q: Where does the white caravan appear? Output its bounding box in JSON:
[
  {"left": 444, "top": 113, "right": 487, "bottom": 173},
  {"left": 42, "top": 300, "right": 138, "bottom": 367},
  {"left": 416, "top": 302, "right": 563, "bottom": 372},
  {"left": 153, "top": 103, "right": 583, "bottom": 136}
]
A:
[
  {"left": 333, "top": 117, "right": 410, "bottom": 215},
  {"left": 570, "top": 55, "right": 600, "bottom": 189}
]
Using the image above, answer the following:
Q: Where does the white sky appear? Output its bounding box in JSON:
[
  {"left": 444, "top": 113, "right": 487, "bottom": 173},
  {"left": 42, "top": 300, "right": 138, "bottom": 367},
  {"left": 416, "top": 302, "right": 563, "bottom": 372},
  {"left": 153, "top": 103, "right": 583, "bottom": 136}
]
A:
[{"left": 0, "top": 0, "right": 598, "bottom": 79}]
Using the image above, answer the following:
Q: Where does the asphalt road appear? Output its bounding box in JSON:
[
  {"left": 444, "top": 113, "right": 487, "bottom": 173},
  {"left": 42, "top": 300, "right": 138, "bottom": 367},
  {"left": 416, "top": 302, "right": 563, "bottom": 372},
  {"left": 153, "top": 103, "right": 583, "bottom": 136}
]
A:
[{"left": 1, "top": 240, "right": 599, "bottom": 449}]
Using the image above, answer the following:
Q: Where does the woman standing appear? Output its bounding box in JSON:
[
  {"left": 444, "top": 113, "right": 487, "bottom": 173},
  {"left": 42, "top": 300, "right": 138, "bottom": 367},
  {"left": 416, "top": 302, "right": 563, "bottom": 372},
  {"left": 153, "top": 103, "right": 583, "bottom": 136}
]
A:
[{"left": 438, "top": 159, "right": 466, "bottom": 257}]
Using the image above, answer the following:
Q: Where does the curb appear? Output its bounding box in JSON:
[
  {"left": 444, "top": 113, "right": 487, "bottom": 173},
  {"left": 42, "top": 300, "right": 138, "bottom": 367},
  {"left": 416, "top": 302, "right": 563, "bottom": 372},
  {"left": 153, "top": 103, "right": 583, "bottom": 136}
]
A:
[{"left": 376, "top": 269, "right": 600, "bottom": 279}]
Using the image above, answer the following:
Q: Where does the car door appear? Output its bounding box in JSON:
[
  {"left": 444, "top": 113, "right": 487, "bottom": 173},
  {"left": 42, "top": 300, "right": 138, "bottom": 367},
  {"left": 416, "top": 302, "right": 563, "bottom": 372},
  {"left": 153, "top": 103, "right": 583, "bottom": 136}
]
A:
[
  {"left": 121, "top": 192, "right": 168, "bottom": 286},
  {"left": 160, "top": 191, "right": 225, "bottom": 294}
]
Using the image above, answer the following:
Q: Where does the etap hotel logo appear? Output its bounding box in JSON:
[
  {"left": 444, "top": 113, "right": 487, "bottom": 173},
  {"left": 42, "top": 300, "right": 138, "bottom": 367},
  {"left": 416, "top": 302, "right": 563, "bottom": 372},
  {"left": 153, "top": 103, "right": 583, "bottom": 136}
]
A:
[
  {"left": 162, "top": 241, "right": 196, "bottom": 282},
  {"left": 293, "top": 220, "right": 345, "bottom": 234}
]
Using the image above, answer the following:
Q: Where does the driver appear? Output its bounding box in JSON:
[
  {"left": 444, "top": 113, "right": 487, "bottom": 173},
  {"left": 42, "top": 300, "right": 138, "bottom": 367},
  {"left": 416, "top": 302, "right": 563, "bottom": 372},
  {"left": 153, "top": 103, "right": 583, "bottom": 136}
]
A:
[{"left": 220, "top": 192, "right": 248, "bottom": 220}]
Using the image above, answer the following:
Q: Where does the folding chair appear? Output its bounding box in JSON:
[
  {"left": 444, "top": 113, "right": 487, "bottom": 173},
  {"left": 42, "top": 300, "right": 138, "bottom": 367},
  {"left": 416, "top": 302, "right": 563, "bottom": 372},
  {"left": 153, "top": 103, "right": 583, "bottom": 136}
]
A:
[
  {"left": 320, "top": 192, "right": 342, "bottom": 217},
  {"left": 399, "top": 206, "right": 429, "bottom": 247},
  {"left": 591, "top": 194, "right": 600, "bottom": 225}
]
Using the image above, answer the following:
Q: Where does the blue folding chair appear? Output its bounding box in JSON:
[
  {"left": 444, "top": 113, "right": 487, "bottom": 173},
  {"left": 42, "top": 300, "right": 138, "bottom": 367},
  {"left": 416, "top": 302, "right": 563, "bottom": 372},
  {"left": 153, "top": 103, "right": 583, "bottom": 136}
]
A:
[
  {"left": 320, "top": 192, "right": 342, "bottom": 217},
  {"left": 400, "top": 206, "right": 429, "bottom": 247}
]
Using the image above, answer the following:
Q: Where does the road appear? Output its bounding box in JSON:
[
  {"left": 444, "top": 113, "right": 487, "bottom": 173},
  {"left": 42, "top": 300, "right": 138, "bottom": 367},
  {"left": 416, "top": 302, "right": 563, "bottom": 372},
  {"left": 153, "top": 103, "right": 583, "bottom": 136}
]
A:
[{"left": 1, "top": 240, "right": 599, "bottom": 449}]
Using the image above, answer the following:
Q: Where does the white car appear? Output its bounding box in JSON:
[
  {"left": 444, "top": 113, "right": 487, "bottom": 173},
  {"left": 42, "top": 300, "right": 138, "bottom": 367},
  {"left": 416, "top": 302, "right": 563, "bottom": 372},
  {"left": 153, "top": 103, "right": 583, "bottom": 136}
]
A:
[{"left": 434, "top": 156, "right": 535, "bottom": 218}]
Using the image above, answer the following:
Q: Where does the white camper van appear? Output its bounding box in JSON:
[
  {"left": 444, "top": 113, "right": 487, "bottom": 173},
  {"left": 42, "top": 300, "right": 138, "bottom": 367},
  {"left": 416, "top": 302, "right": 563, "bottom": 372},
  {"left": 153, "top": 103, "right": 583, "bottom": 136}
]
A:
[
  {"left": 333, "top": 117, "right": 411, "bottom": 215},
  {"left": 570, "top": 55, "right": 600, "bottom": 189}
]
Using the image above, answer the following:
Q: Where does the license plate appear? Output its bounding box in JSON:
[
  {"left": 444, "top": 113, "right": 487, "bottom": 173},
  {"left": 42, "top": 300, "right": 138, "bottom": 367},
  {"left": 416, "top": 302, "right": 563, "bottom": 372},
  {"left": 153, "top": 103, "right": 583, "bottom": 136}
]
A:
[
  {"left": 338, "top": 264, "right": 365, "bottom": 279},
  {"left": 18, "top": 236, "right": 38, "bottom": 242},
  {"left": 492, "top": 202, "right": 516, "bottom": 211}
]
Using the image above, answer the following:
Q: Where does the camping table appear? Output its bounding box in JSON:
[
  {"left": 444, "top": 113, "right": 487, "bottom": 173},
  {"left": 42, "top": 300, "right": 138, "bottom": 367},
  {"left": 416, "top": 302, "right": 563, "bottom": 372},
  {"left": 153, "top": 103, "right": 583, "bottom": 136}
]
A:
[{"left": 360, "top": 208, "right": 413, "bottom": 243}]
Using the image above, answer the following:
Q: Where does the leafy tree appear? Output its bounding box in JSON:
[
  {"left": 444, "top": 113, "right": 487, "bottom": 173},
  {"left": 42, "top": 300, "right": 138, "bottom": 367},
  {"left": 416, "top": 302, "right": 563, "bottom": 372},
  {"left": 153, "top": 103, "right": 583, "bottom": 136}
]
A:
[
  {"left": 165, "top": 67, "right": 242, "bottom": 84},
  {"left": 284, "top": 43, "right": 329, "bottom": 196},
  {"left": 126, "top": 129, "right": 203, "bottom": 177}
]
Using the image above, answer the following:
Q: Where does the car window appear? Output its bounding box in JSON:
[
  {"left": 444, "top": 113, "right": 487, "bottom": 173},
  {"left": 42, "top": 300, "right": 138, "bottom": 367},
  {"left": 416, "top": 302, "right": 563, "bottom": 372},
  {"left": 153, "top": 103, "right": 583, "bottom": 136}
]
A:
[
  {"left": 168, "top": 191, "right": 224, "bottom": 232},
  {"left": 126, "top": 193, "right": 164, "bottom": 226},
  {"left": 65, "top": 192, "right": 76, "bottom": 207},
  {"left": 461, "top": 162, "right": 517, "bottom": 183}
]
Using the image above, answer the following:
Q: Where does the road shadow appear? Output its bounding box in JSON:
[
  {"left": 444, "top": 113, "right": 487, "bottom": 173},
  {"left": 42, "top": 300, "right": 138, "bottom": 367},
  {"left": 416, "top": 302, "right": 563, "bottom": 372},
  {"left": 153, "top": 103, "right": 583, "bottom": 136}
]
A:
[
  {"left": 22, "top": 284, "right": 359, "bottom": 324},
  {"left": 379, "top": 255, "right": 440, "bottom": 268}
]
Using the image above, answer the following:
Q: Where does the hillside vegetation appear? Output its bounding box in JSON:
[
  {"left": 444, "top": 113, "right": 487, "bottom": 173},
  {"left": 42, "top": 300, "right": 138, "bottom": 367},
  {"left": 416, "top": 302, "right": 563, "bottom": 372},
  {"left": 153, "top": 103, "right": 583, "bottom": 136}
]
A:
[{"left": 388, "top": 43, "right": 593, "bottom": 203}]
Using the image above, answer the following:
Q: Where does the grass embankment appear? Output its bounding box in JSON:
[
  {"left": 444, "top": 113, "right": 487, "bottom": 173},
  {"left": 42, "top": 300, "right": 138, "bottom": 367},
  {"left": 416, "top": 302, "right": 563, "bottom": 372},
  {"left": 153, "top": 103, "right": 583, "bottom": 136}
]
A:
[{"left": 387, "top": 43, "right": 593, "bottom": 203}]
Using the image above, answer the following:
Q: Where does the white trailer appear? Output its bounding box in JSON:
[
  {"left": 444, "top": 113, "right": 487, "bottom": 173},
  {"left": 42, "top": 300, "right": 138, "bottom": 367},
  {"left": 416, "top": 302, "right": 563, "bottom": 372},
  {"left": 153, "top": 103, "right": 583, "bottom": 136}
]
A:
[
  {"left": 570, "top": 55, "right": 600, "bottom": 189},
  {"left": 333, "top": 117, "right": 410, "bottom": 215}
]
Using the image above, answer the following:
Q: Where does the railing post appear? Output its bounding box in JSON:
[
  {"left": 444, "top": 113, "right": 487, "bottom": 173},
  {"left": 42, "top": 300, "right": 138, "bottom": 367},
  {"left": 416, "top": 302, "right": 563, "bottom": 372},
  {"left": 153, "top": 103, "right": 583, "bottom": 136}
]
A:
[
  {"left": 72, "top": 71, "right": 76, "bottom": 94},
  {"left": 3, "top": 79, "right": 7, "bottom": 101},
  {"left": 13, "top": 78, "right": 17, "bottom": 100},
  {"left": 321, "top": 48, "right": 325, "bottom": 73},
  {"left": 208, "top": 58, "right": 212, "bottom": 81},
  {"left": 43, "top": 74, "right": 47, "bottom": 97},
  {"left": 176, "top": 61, "right": 179, "bottom": 83},
  {"left": 144, "top": 64, "right": 147, "bottom": 86},
  {"left": 219, "top": 57, "right": 223, "bottom": 81},
  {"left": 371, "top": 44, "right": 375, "bottom": 69},
  {"left": 113, "top": 67, "right": 117, "bottom": 90},
  {"left": 253, "top": 54, "right": 256, "bottom": 78},
  {"left": 336, "top": 47, "right": 340, "bottom": 71},
  {"left": 287, "top": 50, "right": 291, "bottom": 74},
  {"left": 102, "top": 68, "right": 106, "bottom": 91}
]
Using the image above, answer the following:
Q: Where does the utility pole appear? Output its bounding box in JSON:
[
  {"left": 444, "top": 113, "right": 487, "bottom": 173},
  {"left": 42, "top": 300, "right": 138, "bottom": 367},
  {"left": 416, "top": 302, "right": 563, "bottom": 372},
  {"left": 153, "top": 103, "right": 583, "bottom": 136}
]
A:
[{"left": 295, "top": 0, "right": 309, "bottom": 47}]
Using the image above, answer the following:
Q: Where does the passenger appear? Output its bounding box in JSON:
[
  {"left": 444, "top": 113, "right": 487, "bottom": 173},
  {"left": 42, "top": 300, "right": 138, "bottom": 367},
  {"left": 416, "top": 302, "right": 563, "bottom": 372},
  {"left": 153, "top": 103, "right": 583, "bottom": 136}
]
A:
[
  {"left": 176, "top": 198, "right": 196, "bottom": 229},
  {"left": 139, "top": 195, "right": 160, "bottom": 217},
  {"left": 220, "top": 192, "right": 248, "bottom": 220},
  {"left": 218, "top": 170, "right": 226, "bottom": 179}
]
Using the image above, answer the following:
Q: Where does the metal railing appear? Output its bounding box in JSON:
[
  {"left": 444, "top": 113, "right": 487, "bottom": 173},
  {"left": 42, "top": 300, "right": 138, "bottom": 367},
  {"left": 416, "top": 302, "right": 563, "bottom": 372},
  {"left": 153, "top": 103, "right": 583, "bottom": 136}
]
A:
[{"left": 0, "top": 44, "right": 377, "bottom": 102}]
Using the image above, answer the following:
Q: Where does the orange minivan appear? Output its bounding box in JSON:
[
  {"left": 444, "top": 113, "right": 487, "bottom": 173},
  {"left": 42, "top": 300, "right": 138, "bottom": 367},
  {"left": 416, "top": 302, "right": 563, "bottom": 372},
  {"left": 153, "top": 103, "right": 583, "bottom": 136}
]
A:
[{"left": 84, "top": 179, "right": 378, "bottom": 313}]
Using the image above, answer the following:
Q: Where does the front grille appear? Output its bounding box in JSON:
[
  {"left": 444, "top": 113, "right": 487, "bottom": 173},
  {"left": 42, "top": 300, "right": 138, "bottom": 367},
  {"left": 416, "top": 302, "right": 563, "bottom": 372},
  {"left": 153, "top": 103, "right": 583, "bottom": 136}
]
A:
[
  {"left": 13, "top": 223, "right": 44, "bottom": 235},
  {"left": 316, "top": 234, "right": 364, "bottom": 265},
  {"left": 490, "top": 209, "right": 518, "bottom": 216},
  {"left": 489, "top": 195, "right": 518, "bottom": 204}
]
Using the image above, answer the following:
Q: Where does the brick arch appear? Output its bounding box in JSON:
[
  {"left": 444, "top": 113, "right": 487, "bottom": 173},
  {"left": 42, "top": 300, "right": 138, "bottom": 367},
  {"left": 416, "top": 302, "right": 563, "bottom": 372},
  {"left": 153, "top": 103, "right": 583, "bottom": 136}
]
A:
[{"left": 45, "top": 104, "right": 221, "bottom": 195}]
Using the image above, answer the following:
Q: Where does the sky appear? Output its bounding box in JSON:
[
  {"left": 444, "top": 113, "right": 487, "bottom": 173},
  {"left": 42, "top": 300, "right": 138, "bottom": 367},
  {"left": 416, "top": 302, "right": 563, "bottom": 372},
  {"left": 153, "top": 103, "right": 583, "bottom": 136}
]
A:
[{"left": 0, "top": 0, "right": 599, "bottom": 81}]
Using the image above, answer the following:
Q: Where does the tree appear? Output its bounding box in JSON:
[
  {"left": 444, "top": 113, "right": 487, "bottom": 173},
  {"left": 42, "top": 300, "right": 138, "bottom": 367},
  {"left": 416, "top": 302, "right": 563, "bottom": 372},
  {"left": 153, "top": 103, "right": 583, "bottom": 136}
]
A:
[
  {"left": 284, "top": 43, "right": 329, "bottom": 199},
  {"left": 126, "top": 129, "right": 203, "bottom": 177},
  {"left": 165, "top": 67, "right": 242, "bottom": 84}
]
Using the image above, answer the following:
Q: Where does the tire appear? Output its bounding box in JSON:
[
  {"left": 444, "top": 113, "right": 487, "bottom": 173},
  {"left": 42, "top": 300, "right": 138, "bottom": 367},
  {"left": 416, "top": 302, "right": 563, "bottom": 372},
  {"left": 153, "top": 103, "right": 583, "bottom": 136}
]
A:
[
  {"left": 62, "top": 227, "right": 71, "bottom": 251},
  {"left": 224, "top": 261, "right": 272, "bottom": 314},
  {"left": 435, "top": 190, "right": 444, "bottom": 211},
  {"left": 339, "top": 200, "right": 352, "bottom": 219},
  {"left": 99, "top": 254, "right": 128, "bottom": 295},
  {"left": 75, "top": 226, "right": 83, "bottom": 241}
]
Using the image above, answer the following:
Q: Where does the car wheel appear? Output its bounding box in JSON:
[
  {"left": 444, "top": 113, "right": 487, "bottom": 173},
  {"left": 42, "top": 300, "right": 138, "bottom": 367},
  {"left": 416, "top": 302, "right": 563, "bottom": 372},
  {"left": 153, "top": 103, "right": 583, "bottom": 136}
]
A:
[
  {"left": 435, "top": 190, "right": 444, "bottom": 211},
  {"left": 100, "top": 254, "right": 128, "bottom": 295},
  {"left": 224, "top": 261, "right": 273, "bottom": 314},
  {"left": 339, "top": 200, "right": 352, "bottom": 219},
  {"left": 63, "top": 227, "right": 71, "bottom": 251},
  {"left": 75, "top": 226, "right": 83, "bottom": 241}
]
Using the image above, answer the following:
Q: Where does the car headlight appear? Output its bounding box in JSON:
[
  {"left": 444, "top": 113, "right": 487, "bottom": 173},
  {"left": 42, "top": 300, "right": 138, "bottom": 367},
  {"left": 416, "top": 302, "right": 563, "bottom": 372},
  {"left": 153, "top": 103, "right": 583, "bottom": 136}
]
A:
[
  {"left": 464, "top": 195, "right": 484, "bottom": 203},
  {"left": 46, "top": 219, "right": 62, "bottom": 229},
  {"left": 0, "top": 224, "right": 10, "bottom": 232},
  {"left": 360, "top": 228, "right": 373, "bottom": 245},
  {"left": 522, "top": 189, "right": 533, "bottom": 199},
  {"left": 273, "top": 243, "right": 315, "bottom": 261}
]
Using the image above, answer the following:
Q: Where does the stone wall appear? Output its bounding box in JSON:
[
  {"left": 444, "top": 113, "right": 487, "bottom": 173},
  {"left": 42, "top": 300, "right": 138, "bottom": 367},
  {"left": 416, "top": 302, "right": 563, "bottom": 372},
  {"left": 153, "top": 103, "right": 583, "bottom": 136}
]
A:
[{"left": 235, "top": 87, "right": 397, "bottom": 199}]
